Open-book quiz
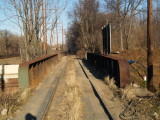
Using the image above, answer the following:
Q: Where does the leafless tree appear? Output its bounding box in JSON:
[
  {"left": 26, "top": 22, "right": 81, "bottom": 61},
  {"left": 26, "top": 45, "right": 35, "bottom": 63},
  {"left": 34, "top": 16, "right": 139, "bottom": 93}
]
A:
[
  {"left": 74, "top": 0, "right": 100, "bottom": 53},
  {"left": 105, "top": 0, "right": 143, "bottom": 50},
  {"left": 2, "top": 0, "right": 66, "bottom": 61},
  {"left": 0, "top": 30, "right": 20, "bottom": 57}
]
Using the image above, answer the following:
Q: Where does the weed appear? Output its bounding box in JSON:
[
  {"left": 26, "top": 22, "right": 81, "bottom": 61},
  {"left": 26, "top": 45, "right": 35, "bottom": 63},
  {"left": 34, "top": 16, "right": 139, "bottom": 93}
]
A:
[
  {"left": 104, "top": 76, "right": 117, "bottom": 90},
  {"left": 0, "top": 91, "right": 24, "bottom": 120}
]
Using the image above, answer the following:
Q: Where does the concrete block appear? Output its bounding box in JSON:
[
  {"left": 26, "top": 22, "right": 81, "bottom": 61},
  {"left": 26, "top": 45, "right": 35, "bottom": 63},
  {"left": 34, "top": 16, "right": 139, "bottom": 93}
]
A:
[{"left": 0, "top": 65, "right": 19, "bottom": 74}]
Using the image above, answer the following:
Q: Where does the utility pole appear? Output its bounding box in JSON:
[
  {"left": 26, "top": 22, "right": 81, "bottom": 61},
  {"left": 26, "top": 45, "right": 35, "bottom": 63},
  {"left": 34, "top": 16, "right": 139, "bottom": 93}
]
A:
[
  {"left": 42, "top": 0, "right": 47, "bottom": 55},
  {"left": 31, "top": 4, "right": 65, "bottom": 55},
  {"left": 48, "top": 22, "right": 65, "bottom": 52},
  {"left": 62, "top": 24, "right": 64, "bottom": 51},
  {"left": 56, "top": 22, "right": 59, "bottom": 50},
  {"left": 55, "top": 22, "right": 65, "bottom": 50},
  {"left": 147, "top": 0, "right": 154, "bottom": 91}
]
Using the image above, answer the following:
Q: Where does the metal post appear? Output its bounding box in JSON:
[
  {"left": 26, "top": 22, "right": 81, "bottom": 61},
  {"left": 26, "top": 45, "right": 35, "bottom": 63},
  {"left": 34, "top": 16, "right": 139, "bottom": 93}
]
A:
[
  {"left": 147, "top": 0, "right": 154, "bottom": 91},
  {"left": 62, "top": 24, "right": 64, "bottom": 51}
]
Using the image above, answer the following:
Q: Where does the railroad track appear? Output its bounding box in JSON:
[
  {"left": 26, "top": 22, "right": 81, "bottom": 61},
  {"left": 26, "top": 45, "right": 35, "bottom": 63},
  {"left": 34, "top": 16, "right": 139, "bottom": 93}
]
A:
[
  {"left": 14, "top": 56, "right": 122, "bottom": 120},
  {"left": 44, "top": 56, "right": 112, "bottom": 120}
]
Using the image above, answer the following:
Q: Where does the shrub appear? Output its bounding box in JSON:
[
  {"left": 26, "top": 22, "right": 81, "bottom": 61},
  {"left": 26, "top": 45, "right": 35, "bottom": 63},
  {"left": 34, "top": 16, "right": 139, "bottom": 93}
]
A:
[{"left": 76, "top": 50, "right": 86, "bottom": 59}]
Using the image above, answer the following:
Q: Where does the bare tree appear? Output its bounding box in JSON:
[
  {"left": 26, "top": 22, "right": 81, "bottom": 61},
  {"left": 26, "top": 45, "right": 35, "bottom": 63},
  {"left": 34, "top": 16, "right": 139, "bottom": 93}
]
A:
[
  {"left": 2, "top": 0, "right": 67, "bottom": 61},
  {"left": 74, "top": 0, "right": 100, "bottom": 53},
  {"left": 0, "top": 30, "right": 20, "bottom": 57},
  {"left": 105, "top": 0, "right": 143, "bottom": 50},
  {"left": 0, "top": 30, "right": 12, "bottom": 55}
]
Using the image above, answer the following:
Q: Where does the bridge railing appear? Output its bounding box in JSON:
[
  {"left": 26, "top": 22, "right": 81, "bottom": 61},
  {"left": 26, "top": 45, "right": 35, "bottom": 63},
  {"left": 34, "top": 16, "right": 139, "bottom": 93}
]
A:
[
  {"left": 87, "top": 53, "right": 130, "bottom": 88},
  {"left": 19, "top": 54, "right": 58, "bottom": 90}
]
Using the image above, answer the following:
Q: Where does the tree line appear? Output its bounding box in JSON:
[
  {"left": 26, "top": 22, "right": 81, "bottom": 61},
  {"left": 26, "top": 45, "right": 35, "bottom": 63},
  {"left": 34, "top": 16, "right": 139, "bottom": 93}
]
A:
[
  {"left": 0, "top": 30, "right": 21, "bottom": 57},
  {"left": 66, "top": 0, "right": 160, "bottom": 54}
]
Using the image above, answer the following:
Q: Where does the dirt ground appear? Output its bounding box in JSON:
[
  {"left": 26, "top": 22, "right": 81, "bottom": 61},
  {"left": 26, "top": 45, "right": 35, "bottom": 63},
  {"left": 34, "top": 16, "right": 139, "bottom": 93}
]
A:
[{"left": 45, "top": 57, "right": 84, "bottom": 120}]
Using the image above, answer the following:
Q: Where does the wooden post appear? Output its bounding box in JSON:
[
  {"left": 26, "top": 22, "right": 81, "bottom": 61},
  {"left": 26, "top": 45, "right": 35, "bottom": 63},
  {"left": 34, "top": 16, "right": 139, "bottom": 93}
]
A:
[{"left": 147, "top": 0, "right": 154, "bottom": 91}]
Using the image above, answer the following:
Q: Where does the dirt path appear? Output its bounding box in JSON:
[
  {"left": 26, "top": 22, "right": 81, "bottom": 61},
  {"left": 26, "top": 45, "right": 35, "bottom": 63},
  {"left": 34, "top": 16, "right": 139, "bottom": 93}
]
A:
[{"left": 45, "top": 56, "right": 84, "bottom": 120}]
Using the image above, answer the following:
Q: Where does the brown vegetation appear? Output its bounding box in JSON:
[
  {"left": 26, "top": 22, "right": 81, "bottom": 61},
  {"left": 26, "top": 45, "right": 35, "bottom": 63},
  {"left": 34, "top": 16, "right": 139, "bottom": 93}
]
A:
[
  {"left": 0, "top": 30, "right": 21, "bottom": 58},
  {"left": 111, "top": 49, "right": 160, "bottom": 92},
  {"left": 66, "top": 0, "right": 160, "bottom": 53},
  {"left": 0, "top": 92, "right": 23, "bottom": 120}
]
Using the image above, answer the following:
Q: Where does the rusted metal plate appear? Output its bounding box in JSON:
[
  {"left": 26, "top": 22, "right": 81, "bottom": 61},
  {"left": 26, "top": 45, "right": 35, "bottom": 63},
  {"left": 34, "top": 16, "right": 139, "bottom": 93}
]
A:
[
  {"left": 19, "top": 54, "right": 58, "bottom": 90},
  {"left": 87, "top": 53, "right": 130, "bottom": 88},
  {"left": 117, "top": 59, "right": 130, "bottom": 87},
  {"left": 20, "top": 54, "right": 58, "bottom": 66}
]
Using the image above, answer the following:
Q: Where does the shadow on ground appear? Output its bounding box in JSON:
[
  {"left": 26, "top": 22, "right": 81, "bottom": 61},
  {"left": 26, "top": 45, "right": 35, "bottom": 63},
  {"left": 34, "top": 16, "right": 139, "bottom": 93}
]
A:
[
  {"left": 25, "top": 113, "right": 37, "bottom": 120},
  {"left": 82, "top": 59, "right": 107, "bottom": 81},
  {"left": 79, "top": 61, "right": 114, "bottom": 120}
]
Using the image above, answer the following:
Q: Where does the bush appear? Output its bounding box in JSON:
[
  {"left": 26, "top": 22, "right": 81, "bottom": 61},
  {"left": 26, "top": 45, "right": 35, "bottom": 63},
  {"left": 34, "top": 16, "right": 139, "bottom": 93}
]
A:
[
  {"left": 0, "top": 92, "right": 23, "bottom": 120},
  {"left": 76, "top": 50, "right": 86, "bottom": 59}
]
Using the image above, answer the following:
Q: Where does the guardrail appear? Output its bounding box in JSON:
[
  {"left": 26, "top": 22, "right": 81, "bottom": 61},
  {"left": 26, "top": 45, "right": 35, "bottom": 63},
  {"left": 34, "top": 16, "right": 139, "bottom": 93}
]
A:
[
  {"left": 19, "top": 54, "right": 58, "bottom": 90},
  {"left": 87, "top": 53, "right": 130, "bottom": 88}
]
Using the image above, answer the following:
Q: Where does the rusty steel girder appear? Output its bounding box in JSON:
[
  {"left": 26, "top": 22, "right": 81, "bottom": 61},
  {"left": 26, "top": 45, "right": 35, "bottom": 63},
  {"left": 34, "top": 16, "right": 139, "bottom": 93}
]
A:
[
  {"left": 19, "top": 54, "right": 58, "bottom": 90},
  {"left": 87, "top": 53, "right": 130, "bottom": 88}
]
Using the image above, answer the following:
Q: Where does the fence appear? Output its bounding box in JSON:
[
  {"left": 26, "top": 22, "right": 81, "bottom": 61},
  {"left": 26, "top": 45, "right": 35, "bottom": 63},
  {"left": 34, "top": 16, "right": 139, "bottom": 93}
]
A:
[{"left": 87, "top": 53, "right": 130, "bottom": 88}]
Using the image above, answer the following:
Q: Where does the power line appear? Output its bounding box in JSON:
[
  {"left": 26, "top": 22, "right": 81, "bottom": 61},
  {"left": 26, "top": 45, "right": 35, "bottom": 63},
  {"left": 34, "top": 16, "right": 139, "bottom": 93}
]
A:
[{"left": 31, "top": 1, "right": 65, "bottom": 54}]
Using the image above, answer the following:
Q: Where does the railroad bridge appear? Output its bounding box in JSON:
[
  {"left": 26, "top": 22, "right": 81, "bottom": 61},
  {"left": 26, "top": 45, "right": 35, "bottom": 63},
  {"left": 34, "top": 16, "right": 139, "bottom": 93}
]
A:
[{"left": 0, "top": 52, "right": 130, "bottom": 120}]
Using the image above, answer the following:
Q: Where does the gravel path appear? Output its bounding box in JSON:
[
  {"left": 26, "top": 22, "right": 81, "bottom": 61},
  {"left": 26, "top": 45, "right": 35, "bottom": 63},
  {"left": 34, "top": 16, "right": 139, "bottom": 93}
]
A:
[{"left": 45, "top": 56, "right": 110, "bottom": 120}]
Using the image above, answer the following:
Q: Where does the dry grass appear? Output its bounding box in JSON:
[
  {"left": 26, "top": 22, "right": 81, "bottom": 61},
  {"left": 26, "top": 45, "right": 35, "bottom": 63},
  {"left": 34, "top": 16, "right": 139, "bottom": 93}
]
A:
[
  {"left": 121, "top": 85, "right": 154, "bottom": 100},
  {"left": 0, "top": 92, "right": 23, "bottom": 120},
  {"left": 0, "top": 89, "right": 33, "bottom": 120},
  {"left": 103, "top": 75, "right": 159, "bottom": 120},
  {"left": 46, "top": 57, "right": 84, "bottom": 120},
  {"left": 104, "top": 76, "right": 117, "bottom": 90}
]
